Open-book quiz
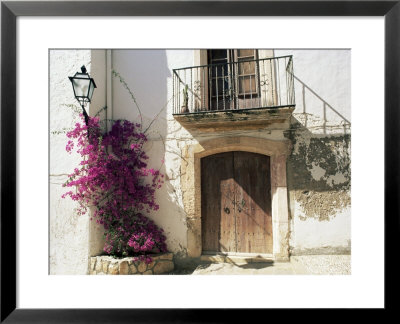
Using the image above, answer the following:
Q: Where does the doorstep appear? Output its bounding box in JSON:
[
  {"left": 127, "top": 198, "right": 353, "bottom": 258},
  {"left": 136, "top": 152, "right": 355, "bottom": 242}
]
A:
[{"left": 200, "top": 252, "right": 275, "bottom": 264}]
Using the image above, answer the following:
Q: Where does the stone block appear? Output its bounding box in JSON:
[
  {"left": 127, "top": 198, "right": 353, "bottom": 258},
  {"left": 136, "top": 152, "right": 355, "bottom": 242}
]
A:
[
  {"left": 272, "top": 187, "right": 289, "bottom": 223},
  {"left": 153, "top": 261, "right": 174, "bottom": 274},
  {"left": 225, "top": 256, "right": 248, "bottom": 264},
  {"left": 187, "top": 218, "right": 202, "bottom": 258},
  {"left": 147, "top": 261, "right": 156, "bottom": 270},
  {"left": 137, "top": 262, "right": 147, "bottom": 273},
  {"left": 251, "top": 256, "right": 274, "bottom": 263},
  {"left": 158, "top": 252, "right": 173, "bottom": 260},
  {"left": 200, "top": 255, "right": 225, "bottom": 262},
  {"left": 119, "top": 261, "right": 129, "bottom": 275},
  {"left": 274, "top": 253, "right": 290, "bottom": 262},
  {"left": 90, "top": 258, "right": 96, "bottom": 271},
  {"left": 88, "top": 254, "right": 174, "bottom": 275},
  {"left": 129, "top": 264, "right": 138, "bottom": 274},
  {"left": 271, "top": 155, "right": 287, "bottom": 187},
  {"left": 102, "top": 260, "right": 110, "bottom": 273},
  {"left": 108, "top": 262, "right": 119, "bottom": 275},
  {"left": 95, "top": 258, "right": 102, "bottom": 272}
]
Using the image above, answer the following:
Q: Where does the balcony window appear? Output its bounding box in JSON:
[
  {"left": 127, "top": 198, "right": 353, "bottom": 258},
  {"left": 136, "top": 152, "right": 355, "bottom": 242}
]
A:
[
  {"left": 208, "top": 49, "right": 260, "bottom": 111},
  {"left": 173, "top": 51, "right": 295, "bottom": 115}
]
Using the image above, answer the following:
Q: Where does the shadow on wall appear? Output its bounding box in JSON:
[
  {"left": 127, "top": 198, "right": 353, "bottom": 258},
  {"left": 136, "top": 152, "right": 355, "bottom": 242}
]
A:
[
  {"left": 112, "top": 49, "right": 171, "bottom": 139},
  {"left": 111, "top": 50, "right": 189, "bottom": 258},
  {"left": 293, "top": 75, "right": 351, "bottom": 135},
  {"left": 285, "top": 75, "right": 351, "bottom": 222}
]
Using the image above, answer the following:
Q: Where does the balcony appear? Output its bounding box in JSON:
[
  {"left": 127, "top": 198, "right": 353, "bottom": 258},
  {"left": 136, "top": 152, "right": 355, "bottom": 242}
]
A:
[{"left": 172, "top": 55, "right": 295, "bottom": 131}]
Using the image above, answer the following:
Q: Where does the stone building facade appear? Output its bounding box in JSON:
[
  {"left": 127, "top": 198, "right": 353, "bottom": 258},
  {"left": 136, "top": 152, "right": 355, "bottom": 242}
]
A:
[{"left": 50, "top": 49, "right": 351, "bottom": 274}]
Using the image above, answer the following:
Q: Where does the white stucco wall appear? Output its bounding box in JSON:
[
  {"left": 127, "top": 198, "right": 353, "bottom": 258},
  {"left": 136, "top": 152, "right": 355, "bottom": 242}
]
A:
[
  {"left": 50, "top": 49, "right": 108, "bottom": 274},
  {"left": 275, "top": 49, "right": 351, "bottom": 134},
  {"left": 49, "top": 50, "right": 93, "bottom": 274},
  {"left": 111, "top": 50, "right": 195, "bottom": 256},
  {"left": 292, "top": 205, "right": 351, "bottom": 252}
]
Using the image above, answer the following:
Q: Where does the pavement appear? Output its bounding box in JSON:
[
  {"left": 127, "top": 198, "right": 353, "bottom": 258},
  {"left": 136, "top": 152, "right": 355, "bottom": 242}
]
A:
[{"left": 170, "top": 255, "right": 351, "bottom": 275}]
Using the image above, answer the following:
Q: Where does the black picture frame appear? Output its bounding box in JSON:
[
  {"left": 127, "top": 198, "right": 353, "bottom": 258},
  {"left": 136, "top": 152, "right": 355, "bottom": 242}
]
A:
[{"left": 1, "top": 0, "right": 398, "bottom": 322}]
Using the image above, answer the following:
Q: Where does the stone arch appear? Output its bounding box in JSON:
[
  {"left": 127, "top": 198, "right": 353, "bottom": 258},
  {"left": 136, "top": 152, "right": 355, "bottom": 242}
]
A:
[{"left": 181, "top": 136, "right": 290, "bottom": 260}]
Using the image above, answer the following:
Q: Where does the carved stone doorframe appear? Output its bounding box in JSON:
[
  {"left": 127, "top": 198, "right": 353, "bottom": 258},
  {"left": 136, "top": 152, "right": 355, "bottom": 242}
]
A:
[{"left": 181, "top": 136, "right": 291, "bottom": 261}]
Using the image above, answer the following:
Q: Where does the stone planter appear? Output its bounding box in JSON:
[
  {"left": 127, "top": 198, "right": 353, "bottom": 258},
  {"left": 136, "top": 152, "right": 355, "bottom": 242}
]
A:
[{"left": 89, "top": 252, "right": 174, "bottom": 275}]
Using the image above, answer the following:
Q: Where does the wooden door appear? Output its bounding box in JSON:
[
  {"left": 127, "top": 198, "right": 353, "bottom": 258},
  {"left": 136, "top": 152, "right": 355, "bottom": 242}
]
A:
[
  {"left": 201, "top": 151, "right": 272, "bottom": 254},
  {"left": 234, "top": 152, "right": 272, "bottom": 253},
  {"left": 201, "top": 152, "right": 236, "bottom": 252}
]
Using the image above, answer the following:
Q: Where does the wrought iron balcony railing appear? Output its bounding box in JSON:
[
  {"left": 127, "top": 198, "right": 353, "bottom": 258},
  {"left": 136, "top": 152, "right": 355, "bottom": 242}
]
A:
[{"left": 172, "top": 55, "right": 295, "bottom": 115}]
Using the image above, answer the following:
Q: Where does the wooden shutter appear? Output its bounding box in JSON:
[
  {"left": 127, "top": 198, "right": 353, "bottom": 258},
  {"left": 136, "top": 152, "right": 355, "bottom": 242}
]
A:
[{"left": 235, "top": 49, "right": 258, "bottom": 96}]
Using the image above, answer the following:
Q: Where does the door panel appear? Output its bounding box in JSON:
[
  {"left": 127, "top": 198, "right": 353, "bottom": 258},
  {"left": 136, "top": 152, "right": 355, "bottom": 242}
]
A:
[
  {"left": 201, "top": 152, "right": 235, "bottom": 252},
  {"left": 201, "top": 151, "right": 272, "bottom": 254},
  {"left": 234, "top": 152, "right": 272, "bottom": 253}
]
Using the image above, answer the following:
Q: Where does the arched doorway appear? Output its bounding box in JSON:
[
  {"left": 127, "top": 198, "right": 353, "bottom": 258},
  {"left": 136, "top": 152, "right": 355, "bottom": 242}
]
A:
[
  {"left": 201, "top": 151, "right": 272, "bottom": 254},
  {"left": 181, "top": 136, "right": 290, "bottom": 260}
]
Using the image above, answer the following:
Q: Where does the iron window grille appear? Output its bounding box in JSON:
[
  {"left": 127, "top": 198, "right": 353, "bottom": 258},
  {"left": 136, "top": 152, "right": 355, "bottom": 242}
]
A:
[{"left": 173, "top": 55, "right": 295, "bottom": 115}]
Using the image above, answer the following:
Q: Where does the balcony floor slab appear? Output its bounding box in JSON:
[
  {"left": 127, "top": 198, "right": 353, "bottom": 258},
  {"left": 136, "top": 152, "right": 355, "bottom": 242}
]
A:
[{"left": 173, "top": 106, "right": 295, "bottom": 132}]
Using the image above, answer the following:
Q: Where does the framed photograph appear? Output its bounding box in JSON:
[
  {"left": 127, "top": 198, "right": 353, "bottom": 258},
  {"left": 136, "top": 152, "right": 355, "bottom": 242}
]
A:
[{"left": 1, "top": 0, "right": 398, "bottom": 321}]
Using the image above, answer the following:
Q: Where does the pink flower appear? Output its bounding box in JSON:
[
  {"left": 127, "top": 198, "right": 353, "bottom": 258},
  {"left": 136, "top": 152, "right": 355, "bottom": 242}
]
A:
[{"left": 62, "top": 115, "right": 167, "bottom": 258}]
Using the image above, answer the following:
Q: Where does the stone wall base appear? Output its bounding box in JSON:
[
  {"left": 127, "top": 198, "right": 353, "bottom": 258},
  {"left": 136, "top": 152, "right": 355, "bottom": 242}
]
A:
[{"left": 89, "top": 253, "right": 174, "bottom": 275}]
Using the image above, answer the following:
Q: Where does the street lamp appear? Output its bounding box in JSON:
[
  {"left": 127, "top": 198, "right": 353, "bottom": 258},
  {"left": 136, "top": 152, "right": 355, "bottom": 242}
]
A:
[{"left": 68, "top": 65, "right": 96, "bottom": 126}]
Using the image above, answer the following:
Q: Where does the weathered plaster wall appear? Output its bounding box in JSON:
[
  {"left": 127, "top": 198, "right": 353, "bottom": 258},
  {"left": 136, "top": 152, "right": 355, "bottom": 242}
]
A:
[
  {"left": 286, "top": 131, "right": 351, "bottom": 254},
  {"left": 275, "top": 49, "right": 351, "bottom": 254}
]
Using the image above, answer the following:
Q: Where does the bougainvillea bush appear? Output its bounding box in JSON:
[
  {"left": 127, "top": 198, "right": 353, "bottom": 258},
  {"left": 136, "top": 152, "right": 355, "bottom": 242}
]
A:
[{"left": 62, "top": 115, "right": 167, "bottom": 263}]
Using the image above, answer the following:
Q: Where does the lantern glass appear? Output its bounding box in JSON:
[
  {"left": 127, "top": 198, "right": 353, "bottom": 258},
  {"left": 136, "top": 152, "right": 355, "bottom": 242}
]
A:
[
  {"left": 69, "top": 66, "right": 97, "bottom": 107},
  {"left": 71, "top": 72, "right": 91, "bottom": 98},
  {"left": 87, "top": 79, "right": 95, "bottom": 101}
]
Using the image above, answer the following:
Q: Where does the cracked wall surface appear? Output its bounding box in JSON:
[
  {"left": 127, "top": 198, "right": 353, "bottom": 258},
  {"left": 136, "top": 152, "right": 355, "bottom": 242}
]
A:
[
  {"left": 287, "top": 132, "right": 351, "bottom": 254},
  {"left": 276, "top": 50, "right": 351, "bottom": 255},
  {"left": 285, "top": 128, "right": 351, "bottom": 255},
  {"left": 286, "top": 130, "right": 351, "bottom": 221}
]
